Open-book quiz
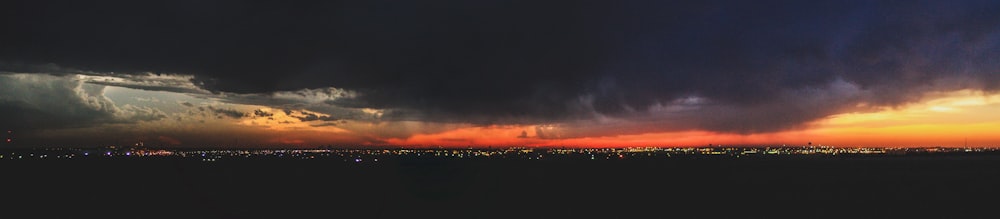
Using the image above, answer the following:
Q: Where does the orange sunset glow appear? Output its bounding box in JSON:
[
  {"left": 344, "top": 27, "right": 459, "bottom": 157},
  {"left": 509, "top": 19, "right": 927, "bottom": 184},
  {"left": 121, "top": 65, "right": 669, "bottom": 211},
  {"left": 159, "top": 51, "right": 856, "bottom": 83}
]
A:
[
  {"left": 9, "top": 2, "right": 1000, "bottom": 218},
  {"left": 5, "top": 0, "right": 1000, "bottom": 150},
  {"left": 376, "top": 90, "right": 1000, "bottom": 148}
]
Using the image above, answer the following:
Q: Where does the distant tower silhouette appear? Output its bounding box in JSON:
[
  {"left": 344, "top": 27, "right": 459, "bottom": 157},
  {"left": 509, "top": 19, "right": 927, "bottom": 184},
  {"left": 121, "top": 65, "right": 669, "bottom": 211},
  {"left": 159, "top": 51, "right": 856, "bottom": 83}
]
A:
[
  {"left": 5, "top": 130, "right": 11, "bottom": 144},
  {"left": 808, "top": 142, "right": 812, "bottom": 147}
]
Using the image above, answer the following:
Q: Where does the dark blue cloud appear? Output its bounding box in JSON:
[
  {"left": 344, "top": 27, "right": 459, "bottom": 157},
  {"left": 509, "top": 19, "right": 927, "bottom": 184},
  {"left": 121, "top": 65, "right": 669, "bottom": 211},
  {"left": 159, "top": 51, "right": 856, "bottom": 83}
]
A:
[{"left": 2, "top": 0, "right": 999, "bottom": 133}]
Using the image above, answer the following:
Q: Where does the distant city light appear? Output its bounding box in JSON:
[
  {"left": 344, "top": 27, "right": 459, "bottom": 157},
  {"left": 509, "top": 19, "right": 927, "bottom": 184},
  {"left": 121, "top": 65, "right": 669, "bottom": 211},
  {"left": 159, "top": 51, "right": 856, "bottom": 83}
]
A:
[{"left": 0, "top": 145, "right": 998, "bottom": 161}]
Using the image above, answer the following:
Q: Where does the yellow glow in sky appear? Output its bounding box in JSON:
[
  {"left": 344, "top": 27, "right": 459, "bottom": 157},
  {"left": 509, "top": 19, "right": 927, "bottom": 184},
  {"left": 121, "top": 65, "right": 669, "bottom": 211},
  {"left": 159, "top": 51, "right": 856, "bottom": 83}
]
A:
[{"left": 808, "top": 90, "right": 1000, "bottom": 147}]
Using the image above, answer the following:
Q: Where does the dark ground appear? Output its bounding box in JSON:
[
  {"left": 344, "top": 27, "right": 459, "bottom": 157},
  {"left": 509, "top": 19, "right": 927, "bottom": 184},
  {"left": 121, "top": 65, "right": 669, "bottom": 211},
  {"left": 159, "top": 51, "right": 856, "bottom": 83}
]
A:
[{"left": 3, "top": 155, "right": 999, "bottom": 218}]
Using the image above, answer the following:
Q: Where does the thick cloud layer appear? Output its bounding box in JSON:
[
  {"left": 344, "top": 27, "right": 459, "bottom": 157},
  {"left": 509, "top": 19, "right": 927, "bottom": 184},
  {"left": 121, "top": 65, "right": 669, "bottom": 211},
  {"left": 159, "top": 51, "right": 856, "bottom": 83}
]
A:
[
  {"left": 0, "top": 74, "right": 166, "bottom": 131},
  {"left": 2, "top": 0, "right": 1000, "bottom": 135}
]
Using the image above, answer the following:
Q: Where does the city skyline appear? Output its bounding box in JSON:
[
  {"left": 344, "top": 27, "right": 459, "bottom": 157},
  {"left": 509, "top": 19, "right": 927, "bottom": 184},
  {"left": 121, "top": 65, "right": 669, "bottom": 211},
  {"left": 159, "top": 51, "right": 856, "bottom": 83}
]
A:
[{"left": 3, "top": 1, "right": 1000, "bottom": 148}]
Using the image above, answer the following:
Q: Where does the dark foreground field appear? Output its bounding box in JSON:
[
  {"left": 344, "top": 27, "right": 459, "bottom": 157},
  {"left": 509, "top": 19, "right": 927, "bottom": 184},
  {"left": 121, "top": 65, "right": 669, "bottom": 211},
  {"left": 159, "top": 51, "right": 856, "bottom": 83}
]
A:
[{"left": 4, "top": 155, "right": 1000, "bottom": 218}]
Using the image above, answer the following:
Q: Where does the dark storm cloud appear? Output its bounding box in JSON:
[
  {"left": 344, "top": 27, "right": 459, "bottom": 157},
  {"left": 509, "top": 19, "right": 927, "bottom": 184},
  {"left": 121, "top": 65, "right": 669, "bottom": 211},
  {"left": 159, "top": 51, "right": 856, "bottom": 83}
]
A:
[
  {"left": 208, "top": 88, "right": 355, "bottom": 106},
  {"left": 253, "top": 109, "right": 273, "bottom": 118},
  {"left": 292, "top": 111, "right": 338, "bottom": 122},
  {"left": 2, "top": 0, "right": 1000, "bottom": 134},
  {"left": 82, "top": 74, "right": 209, "bottom": 95},
  {"left": 207, "top": 106, "right": 246, "bottom": 119},
  {"left": 517, "top": 130, "right": 529, "bottom": 139},
  {"left": 312, "top": 121, "right": 347, "bottom": 127},
  {"left": 0, "top": 61, "right": 96, "bottom": 75}
]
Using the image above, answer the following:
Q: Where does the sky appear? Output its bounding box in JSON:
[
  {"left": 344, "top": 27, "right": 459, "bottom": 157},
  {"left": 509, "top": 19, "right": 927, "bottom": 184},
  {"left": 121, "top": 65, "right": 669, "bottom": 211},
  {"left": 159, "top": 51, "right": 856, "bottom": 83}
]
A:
[{"left": 2, "top": 0, "right": 1000, "bottom": 148}]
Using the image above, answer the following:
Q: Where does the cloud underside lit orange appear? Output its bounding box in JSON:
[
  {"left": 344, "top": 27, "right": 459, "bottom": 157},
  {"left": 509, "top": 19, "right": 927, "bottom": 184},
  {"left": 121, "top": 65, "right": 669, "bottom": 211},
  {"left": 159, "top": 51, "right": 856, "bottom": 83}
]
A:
[{"left": 380, "top": 90, "right": 1000, "bottom": 147}]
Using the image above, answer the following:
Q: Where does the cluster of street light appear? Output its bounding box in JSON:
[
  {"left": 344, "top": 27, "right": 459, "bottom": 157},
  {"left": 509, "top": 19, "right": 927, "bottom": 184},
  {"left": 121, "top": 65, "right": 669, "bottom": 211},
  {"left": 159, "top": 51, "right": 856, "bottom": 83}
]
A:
[{"left": 2, "top": 146, "right": 999, "bottom": 161}]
